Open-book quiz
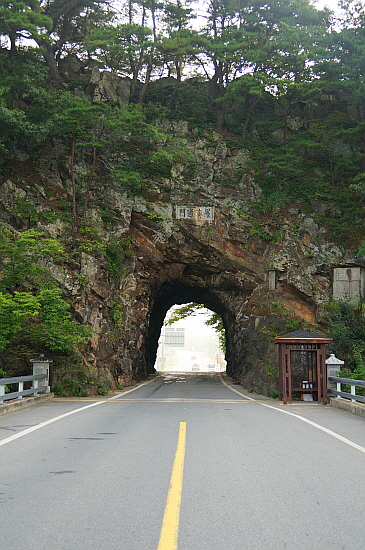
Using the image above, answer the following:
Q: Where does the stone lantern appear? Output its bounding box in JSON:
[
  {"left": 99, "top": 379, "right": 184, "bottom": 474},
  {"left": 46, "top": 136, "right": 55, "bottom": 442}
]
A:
[
  {"left": 30, "top": 353, "right": 53, "bottom": 393},
  {"left": 325, "top": 353, "right": 344, "bottom": 392}
]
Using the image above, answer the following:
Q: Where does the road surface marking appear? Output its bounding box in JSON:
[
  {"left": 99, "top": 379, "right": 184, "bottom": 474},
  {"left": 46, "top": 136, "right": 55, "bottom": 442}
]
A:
[
  {"left": 261, "top": 403, "right": 365, "bottom": 454},
  {"left": 220, "top": 375, "right": 256, "bottom": 401},
  {"left": 0, "top": 379, "right": 155, "bottom": 447},
  {"left": 108, "top": 378, "right": 155, "bottom": 399},
  {"left": 157, "top": 422, "right": 186, "bottom": 550},
  {"left": 0, "top": 401, "right": 104, "bottom": 447},
  {"left": 222, "top": 379, "right": 365, "bottom": 454},
  {"left": 114, "top": 397, "right": 252, "bottom": 405}
]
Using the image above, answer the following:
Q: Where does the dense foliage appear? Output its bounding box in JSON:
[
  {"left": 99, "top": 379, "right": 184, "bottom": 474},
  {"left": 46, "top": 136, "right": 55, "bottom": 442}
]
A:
[
  {"left": 324, "top": 300, "right": 365, "bottom": 386},
  {"left": 0, "top": 1, "right": 365, "bottom": 244},
  {"left": 1, "top": 0, "right": 365, "bottom": 375},
  {"left": 0, "top": 227, "right": 92, "bottom": 374}
]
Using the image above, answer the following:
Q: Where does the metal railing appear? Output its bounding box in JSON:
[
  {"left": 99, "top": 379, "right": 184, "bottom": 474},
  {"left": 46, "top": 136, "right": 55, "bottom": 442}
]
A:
[
  {"left": 328, "top": 376, "right": 365, "bottom": 405},
  {"left": 0, "top": 374, "right": 49, "bottom": 405}
]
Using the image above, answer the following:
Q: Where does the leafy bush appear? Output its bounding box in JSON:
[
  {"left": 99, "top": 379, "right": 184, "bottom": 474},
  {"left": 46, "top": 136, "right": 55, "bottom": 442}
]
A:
[
  {"left": 0, "top": 288, "right": 93, "bottom": 353},
  {"left": 51, "top": 381, "right": 65, "bottom": 396},
  {"left": 76, "top": 224, "right": 105, "bottom": 254},
  {"left": 104, "top": 236, "right": 133, "bottom": 279},
  {"left": 65, "top": 379, "right": 81, "bottom": 396},
  {"left": 324, "top": 301, "right": 365, "bottom": 373},
  {"left": 0, "top": 227, "right": 65, "bottom": 291}
]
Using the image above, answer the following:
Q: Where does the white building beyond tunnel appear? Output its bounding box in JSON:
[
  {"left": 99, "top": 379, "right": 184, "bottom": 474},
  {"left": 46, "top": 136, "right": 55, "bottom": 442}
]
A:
[{"left": 155, "top": 308, "right": 225, "bottom": 373}]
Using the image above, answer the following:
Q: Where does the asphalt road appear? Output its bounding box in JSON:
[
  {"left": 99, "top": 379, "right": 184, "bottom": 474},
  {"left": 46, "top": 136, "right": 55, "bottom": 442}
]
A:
[{"left": 1, "top": 373, "right": 365, "bottom": 550}]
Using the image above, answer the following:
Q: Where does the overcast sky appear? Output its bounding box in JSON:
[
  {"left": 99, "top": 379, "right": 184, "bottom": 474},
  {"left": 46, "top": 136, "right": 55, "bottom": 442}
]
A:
[
  {"left": 315, "top": 0, "right": 341, "bottom": 9},
  {"left": 166, "top": 306, "right": 218, "bottom": 339}
]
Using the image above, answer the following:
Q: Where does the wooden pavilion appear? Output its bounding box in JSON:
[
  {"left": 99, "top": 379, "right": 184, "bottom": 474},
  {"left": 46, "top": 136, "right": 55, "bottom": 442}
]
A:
[{"left": 274, "top": 330, "right": 333, "bottom": 404}]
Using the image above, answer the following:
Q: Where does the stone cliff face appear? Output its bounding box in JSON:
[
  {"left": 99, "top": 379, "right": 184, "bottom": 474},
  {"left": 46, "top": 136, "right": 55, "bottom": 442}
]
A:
[{"left": 0, "top": 75, "right": 361, "bottom": 393}]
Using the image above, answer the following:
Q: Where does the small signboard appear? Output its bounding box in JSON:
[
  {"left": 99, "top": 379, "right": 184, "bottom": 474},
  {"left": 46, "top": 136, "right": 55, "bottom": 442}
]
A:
[
  {"left": 176, "top": 206, "right": 214, "bottom": 223},
  {"left": 164, "top": 327, "right": 185, "bottom": 347}
]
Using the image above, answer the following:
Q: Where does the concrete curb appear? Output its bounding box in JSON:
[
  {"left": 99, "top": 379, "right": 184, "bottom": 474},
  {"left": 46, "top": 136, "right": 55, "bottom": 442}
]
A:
[
  {"left": 0, "top": 393, "right": 54, "bottom": 417},
  {"left": 330, "top": 397, "right": 365, "bottom": 418}
]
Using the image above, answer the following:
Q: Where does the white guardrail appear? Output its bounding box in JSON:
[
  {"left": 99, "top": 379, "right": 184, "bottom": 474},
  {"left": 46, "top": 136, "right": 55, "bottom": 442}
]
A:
[
  {"left": 328, "top": 376, "right": 365, "bottom": 405},
  {"left": 2, "top": 373, "right": 364, "bottom": 406},
  {"left": 0, "top": 374, "right": 49, "bottom": 405}
]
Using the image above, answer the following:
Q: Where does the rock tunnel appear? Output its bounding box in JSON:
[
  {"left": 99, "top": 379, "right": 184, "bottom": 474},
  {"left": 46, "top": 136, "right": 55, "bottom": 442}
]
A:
[
  {"left": 137, "top": 268, "right": 278, "bottom": 392},
  {"left": 138, "top": 263, "right": 271, "bottom": 387},
  {"left": 114, "top": 207, "right": 326, "bottom": 393}
]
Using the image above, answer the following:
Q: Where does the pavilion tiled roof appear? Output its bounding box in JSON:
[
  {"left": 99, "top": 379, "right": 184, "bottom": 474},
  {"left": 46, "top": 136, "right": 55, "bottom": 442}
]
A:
[{"left": 274, "top": 329, "right": 332, "bottom": 341}]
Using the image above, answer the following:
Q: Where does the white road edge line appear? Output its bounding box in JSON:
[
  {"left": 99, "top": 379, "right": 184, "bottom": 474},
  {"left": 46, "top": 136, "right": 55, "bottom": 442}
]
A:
[
  {"left": 108, "top": 378, "right": 155, "bottom": 399},
  {"left": 222, "top": 376, "right": 365, "bottom": 455},
  {"left": 220, "top": 375, "right": 256, "bottom": 401},
  {"left": 261, "top": 403, "right": 365, "bottom": 454},
  {"left": 0, "top": 378, "right": 155, "bottom": 447},
  {"left": 0, "top": 401, "right": 104, "bottom": 447}
]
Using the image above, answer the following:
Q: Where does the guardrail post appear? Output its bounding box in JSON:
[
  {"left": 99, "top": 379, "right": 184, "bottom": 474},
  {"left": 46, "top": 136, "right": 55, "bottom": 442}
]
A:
[
  {"left": 0, "top": 384, "right": 4, "bottom": 405},
  {"left": 351, "top": 384, "right": 356, "bottom": 403},
  {"left": 336, "top": 381, "right": 342, "bottom": 398},
  {"left": 17, "top": 381, "right": 24, "bottom": 400}
]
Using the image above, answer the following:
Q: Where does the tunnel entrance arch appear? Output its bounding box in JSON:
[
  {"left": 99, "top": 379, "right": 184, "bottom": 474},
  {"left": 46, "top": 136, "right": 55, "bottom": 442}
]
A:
[
  {"left": 145, "top": 282, "right": 233, "bottom": 376},
  {"left": 122, "top": 211, "right": 321, "bottom": 393}
]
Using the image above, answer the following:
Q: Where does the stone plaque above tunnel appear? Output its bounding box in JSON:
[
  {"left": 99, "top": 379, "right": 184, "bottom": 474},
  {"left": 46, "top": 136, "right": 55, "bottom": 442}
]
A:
[{"left": 175, "top": 206, "right": 214, "bottom": 224}]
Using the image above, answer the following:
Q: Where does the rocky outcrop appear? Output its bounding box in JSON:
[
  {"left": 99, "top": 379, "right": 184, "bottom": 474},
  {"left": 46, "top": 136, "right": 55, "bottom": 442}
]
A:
[
  {"left": 0, "top": 95, "right": 362, "bottom": 393},
  {"left": 89, "top": 69, "right": 131, "bottom": 107}
]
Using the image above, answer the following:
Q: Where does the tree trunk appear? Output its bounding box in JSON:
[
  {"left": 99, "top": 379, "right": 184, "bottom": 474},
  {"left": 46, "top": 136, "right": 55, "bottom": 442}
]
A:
[
  {"left": 275, "top": 169, "right": 281, "bottom": 192},
  {"left": 242, "top": 96, "right": 259, "bottom": 143},
  {"left": 71, "top": 135, "right": 77, "bottom": 237},
  {"left": 9, "top": 34, "right": 18, "bottom": 57},
  {"left": 82, "top": 147, "right": 97, "bottom": 219},
  {"left": 138, "top": 53, "right": 153, "bottom": 104},
  {"left": 283, "top": 106, "right": 289, "bottom": 146},
  {"left": 359, "top": 101, "right": 365, "bottom": 173},
  {"left": 168, "top": 58, "right": 182, "bottom": 110},
  {"left": 43, "top": 44, "right": 62, "bottom": 89}
]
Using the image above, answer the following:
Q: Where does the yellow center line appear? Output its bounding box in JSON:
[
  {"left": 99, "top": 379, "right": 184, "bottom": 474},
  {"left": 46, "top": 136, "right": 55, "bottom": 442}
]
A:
[{"left": 157, "top": 422, "right": 186, "bottom": 550}]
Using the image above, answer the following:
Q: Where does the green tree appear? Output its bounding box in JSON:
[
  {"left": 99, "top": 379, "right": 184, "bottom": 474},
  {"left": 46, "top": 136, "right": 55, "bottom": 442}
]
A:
[
  {"left": 0, "top": 0, "right": 51, "bottom": 55},
  {"left": 0, "top": 289, "right": 92, "bottom": 352},
  {"left": 0, "top": 227, "right": 65, "bottom": 292},
  {"left": 318, "top": 1, "right": 365, "bottom": 171},
  {"left": 0, "top": 226, "right": 92, "bottom": 354},
  {"left": 49, "top": 96, "right": 112, "bottom": 231},
  {"left": 324, "top": 300, "right": 365, "bottom": 374},
  {"left": 159, "top": 0, "right": 196, "bottom": 105},
  {"left": 192, "top": 0, "right": 330, "bottom": 128},
  {"left": 0, "top": 0, "right": 111, "bottom": 87},
  {"left": 85, "top": 23, "right": 153, "bottom": 97},
  {"left": 0, "top": 291, "right": 40, "bottom": 350}
]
